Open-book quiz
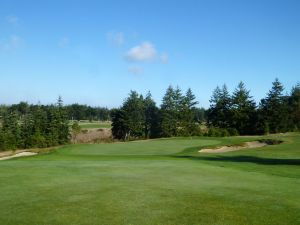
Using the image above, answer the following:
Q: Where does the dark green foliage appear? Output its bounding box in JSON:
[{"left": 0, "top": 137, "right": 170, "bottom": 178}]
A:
[
  {"left": 207, "top": 85, "right": 232, "bottom": 129},
  {"left": 206, "top": 127, "right": 230, "bottom": 137},
  {"left": 144, "top": 92, "right": 161, "bottom": 138},
  {"left": 112, "top": 87, "right": 200, "bottom": 140},
  {"left": 259, "top": 78, "right": 289, "bottom": 133},
  {"left": 288, "top": 83, "right": 300, "bottom": 130},
  {"left": 193, "top": 107, "right": 206, "bottom": 123},
  {"left": 122, "top": 91, "right": 145, "bottom": 139},
  {"left": 0, "top": 98, "right": 70, "bottom": 151},
  {"left": 206, "top": 79, "right": 300, "bottom": 136},
  {"left": 179, "top": 88, "right": 199, "bottom": 136},
  {"left": 111, "top": 109, "right": 129, "bottom": 140},
  {"left": 1, "top": 79, "right": 299, "bottom": 147},
  {"left": 227, "top": 128, "right": 239, "bottom": 136},
  {"left": 111, "top": 91, "right": 161, "bottom": 140},
  {"left": 160, "top": 86, "right": 180, "bottom": 137},
  {"left": 0, "top": 111, "right": 21, "bottom": 150},
  {"left": 231, "top": 82, "right": 257, "bottom": 135},
  {"left": 66, "top": 104, "right": 111, "bottom": 121}
]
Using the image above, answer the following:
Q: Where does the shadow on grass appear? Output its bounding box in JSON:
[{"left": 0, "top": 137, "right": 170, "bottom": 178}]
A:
[{"left": 176, "top": 155, "right": 300, "bottom": 166}]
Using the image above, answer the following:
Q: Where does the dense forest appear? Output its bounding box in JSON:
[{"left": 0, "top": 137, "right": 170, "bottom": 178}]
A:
[
  {"left": 112, "top": 78, "right": 300, "bottom": 140},
  {"left": 0, "top": 97, "right": 69, "bottom": 150},
  {"left": 0, "top": 100, "right": 111, "bottom": 150},
  {"left": 0, "top": 78, "right": 299, "bottom": 150}
]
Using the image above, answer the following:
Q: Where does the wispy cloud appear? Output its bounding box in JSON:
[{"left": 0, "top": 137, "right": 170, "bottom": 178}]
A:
[
  {"left": 58, "top": 37, "right": 70, "bottom": 48},
  {"left": 6, "top": 15, "right": 19, "bottom": 25},
  {"left": 160, "top": 52, "right": 168, "bottom": 64},
  {"left": 0, "top": 35, "right": 23, "bottom": 51},
  {"left": 125, "top": 41, "right": 169, "bottom": 64},
  {"left": 107, "top": 31, "right": 124, "bottom": 46},
  {"left": 125, "top": 42, "right": 157, "bottom": 62},
  {"left": 128, "top": 66, "right": 143, "bottom": 75}
]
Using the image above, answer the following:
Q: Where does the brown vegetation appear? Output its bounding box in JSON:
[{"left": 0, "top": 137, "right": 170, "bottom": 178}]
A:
[{"left": 72, "top": 128, "right": 112, "bottom": 143}]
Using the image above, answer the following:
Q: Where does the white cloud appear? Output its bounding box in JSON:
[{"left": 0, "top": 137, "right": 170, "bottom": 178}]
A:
[
  {"left": 0, "top": 35, "right": 23, "bottom": 51},
  {"left": 58, "top": 37, "right": 69, "bottom": 48},
  {"left": 6, "top": 15, "right": 19, "bottom": 25},
  {"left": 125, "top": 42, "right": 157, "bottom": 62},
  {"left": 128, "top": 66, "right": 143, "bottom": 75},
  {"left": 160, "top": 52, "right": 168, "bottom": 63},
  {"left": 107, "top": 31, "right": 124, "bottom": 46}
]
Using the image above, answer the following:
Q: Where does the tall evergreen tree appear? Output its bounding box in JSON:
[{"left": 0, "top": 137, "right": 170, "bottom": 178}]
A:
[
  {"left": 231, "top": 82, "right": 257, "bottom": 134},
  {"left": 259, "top": 78, "right": 288, "bottom": 133},
  {"left": 121, "top": 91, "right": 145, "bottom": 139},
  {"left": 144, "top": 92, "right": 161, "bottom": 138},
  {"left": 56, "top": 97, "right": 70, "bottom": 144},
  {"left": 207, "top": 84, "right": 232, "bottom": 129},
  {"left": 111, "top": 109, "right": 129, "bottom": 140},
  {"left": 160, "top": 86, "right": 178, "bottom": 137},
  {"left": 288, "top": 83, "right": 300, "bottom": 130},
  {"left": 1, "top": 111, "right": 21, "bottom": 150},
  {"left": 180, "top": 88, "right": 198, "bottom": 135}
]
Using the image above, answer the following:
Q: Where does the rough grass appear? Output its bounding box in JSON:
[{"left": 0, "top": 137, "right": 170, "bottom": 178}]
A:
[
  {"left": 0, "top": 133, "right": 299, "bottom": 225},
  {"left": 69, "top": 121, "right": 112, "bottom": 129},
  {"left": 79, "top": 121, "right": 111, "bottom": 129}
]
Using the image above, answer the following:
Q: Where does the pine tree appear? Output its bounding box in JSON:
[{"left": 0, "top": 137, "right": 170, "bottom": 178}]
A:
[
  {"left": 231, "top": 82, "right": 257, "bottom": 134},
  {"left": 288, "top": 83, "right": 300, "bottom": 130},
  {"left": 144, "top": 92, "right": 161, "bottom": 138},
  {"left": 259, "top": 78, "right": 288, "bottom": 133},
  {"left": 121, "top": 91, "right": 145, "bottom": 139},
  {"left": 56, "top": 97, "right": 70, "bottom": 144},
  {"left": 160, "top": 86, "right": 178, "bottom": 137},
  {"left": 20, "top": 112, "right": 35, "bottom": 148},
  {"left": 1, "top": 111, "right": 21, "bottom": 150},
  {"left": 180, "top": 88, "right": 198, "bottom": 136},
  {"left": 207, "top": 84, "right": 232, "bottom": 129},
  {"left": 46, "top": 105, "right": 60, "bottom": 146},
  {"left": 111, "top": 109, "right": 130, "bottom": 140}
]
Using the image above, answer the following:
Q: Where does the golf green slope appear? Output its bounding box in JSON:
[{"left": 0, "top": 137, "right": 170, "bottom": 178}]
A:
[{"left": 0, "top": 134, "right": 299, "bottom": 225}]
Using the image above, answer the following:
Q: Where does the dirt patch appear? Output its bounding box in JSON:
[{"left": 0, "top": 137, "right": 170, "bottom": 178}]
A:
[
  {"left": 0, "top": 151, "right": 37, "bottom": 161},
  {"left": 199, "top": 141, "right": 268, "bottom": 153},
  {"left": 72, "top": 128, "right": 112, "bottom": 143}
]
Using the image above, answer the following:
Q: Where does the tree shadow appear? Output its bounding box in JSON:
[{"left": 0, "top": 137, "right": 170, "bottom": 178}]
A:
[{"left": 176, "top": 155, "right": 300, "bottom": 166}]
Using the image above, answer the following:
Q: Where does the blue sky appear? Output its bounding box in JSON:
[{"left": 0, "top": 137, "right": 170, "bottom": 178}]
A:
[{"left": 0, "top": 0, "right": 299, "bottom": 108}]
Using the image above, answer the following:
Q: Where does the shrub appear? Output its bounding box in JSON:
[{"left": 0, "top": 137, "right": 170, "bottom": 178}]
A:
[{"left": 227, "top": 128, "right": 239, "bottom": 136}]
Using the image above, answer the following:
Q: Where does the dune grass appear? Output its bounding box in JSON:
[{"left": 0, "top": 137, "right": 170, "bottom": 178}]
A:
[{"left": 0, "top": 133, "right": 299, "bottom": 225}]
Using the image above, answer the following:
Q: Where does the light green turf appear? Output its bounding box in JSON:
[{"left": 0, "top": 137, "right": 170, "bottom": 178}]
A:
[
  {"left": 70, "top": 121, "right": 112, "bottom": 129},
  {"left": 0, "top": 134, "right": 299, "bottom": 225},
  {"left": 80, "top": 121, "right": 111, "bottom": 129}
]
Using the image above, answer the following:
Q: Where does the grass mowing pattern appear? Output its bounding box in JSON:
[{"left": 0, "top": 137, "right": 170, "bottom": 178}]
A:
[{"left": 0, "top": 134, "right": 299, "bottom": 225}]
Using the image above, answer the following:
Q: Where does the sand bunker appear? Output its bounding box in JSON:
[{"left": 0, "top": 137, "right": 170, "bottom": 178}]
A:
[
  {"left": 199, "top": 141, "right": 268, "bottom": 153},
  {"left": 0, "top": 152, "right": 37, "bottom": 161}
]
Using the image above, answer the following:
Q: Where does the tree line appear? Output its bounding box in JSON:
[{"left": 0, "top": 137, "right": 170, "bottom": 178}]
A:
[
  {"left": 0, "top": 78, "right": 299, "bottom": 150},
  {"left": 0, "top": 100, "right": 112, "bottom": 151},
  {"left": 1, "top": 103, "right": 111, "bottom": 122},
  {"left": 111, "top": 87, "right": 206, "bottom": 140},
  {"left": 112, "top": 79, "right": 300, "bottom": 140},
  {"left": 0, "top": 97, "right": 69, "bottom": 151},
  {"left": 65, "top": 104, "right": 110, "bottom": 121}
]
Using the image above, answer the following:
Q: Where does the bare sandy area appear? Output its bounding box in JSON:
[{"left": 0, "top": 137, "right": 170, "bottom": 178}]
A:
[
  {"left": 0, "top": 151, "right": 37, "bottom": 161},
  {"left": 199, "top": 141, "right": 267, "bottom": 153}
]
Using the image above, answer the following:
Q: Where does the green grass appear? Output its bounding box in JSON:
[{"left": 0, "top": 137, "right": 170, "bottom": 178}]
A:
[
  {"left": 70, "top": 121, "right": 112, "bottom": 129},
  {"left": 0, "top": 133, "right": 299, "bottom": 225}
]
